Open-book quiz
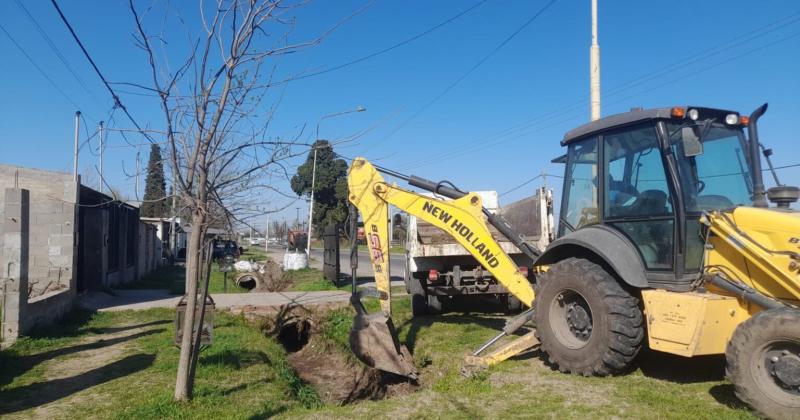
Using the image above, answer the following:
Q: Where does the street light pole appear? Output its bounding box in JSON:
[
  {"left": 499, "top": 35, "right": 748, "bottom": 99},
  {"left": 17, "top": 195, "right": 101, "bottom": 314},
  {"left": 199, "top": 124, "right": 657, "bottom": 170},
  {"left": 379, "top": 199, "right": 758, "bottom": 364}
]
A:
[
  {"left": 590, "top": 0, "right": 601, "bottom": 121},
  {"left": 99, "top": 120, "right": 104, "bottom": 193},
  {"left": 306, "top": 106, "right": 366, "bottom": 258},
  {"left": 73, "top": 111, "right": 81, "bottom": 182}
]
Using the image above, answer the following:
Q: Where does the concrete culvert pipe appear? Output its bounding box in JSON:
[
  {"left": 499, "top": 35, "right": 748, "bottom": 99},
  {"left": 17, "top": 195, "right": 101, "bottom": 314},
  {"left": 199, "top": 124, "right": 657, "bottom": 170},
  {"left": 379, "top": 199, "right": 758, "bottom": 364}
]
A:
[{"left": 235, "top": 273, "right": 257, "bottom": 290}]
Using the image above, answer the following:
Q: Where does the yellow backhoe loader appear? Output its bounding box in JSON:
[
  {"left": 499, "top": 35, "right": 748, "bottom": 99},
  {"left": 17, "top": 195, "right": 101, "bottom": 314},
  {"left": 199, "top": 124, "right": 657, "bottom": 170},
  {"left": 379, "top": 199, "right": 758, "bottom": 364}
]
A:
[{"left": 346, "top": 104, "right": 800, "bottom": 418}]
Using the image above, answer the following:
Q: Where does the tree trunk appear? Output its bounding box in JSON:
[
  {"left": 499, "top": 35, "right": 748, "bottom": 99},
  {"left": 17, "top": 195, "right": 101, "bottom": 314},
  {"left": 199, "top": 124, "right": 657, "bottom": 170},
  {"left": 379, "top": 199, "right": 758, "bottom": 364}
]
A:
[{"left": 174, "top": 209, "right": 205, "bottom": 401}]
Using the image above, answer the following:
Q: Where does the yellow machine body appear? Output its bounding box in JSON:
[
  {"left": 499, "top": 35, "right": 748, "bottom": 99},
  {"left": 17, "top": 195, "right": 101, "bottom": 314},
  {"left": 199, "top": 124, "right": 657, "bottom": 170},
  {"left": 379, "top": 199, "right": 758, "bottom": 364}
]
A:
[
  {"left": 642, "top": 290, "right": 750, "bottom": 356},
  {"left": 643, "top": 206, "right": 800, "bottom": 357},
  {"left": 703, "top": 207, "right": 800, "bottom": 304}
]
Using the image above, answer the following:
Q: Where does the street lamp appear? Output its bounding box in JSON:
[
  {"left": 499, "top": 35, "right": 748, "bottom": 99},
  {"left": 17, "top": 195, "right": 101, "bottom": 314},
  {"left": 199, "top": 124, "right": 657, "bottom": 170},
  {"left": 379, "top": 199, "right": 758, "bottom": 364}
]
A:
[{"left": 307, "top": 106, "right": 366, "bottom": 258}]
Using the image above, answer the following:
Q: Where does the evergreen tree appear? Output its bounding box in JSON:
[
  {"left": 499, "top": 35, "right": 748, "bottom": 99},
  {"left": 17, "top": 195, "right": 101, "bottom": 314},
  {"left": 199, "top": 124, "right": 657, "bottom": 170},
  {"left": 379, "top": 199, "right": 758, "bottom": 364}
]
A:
[
  {"left": 290, "top": 140, "right": 349, "bottom": 236},
  {"left": 141, "top": 144, "right": 167, "bottom": 217}
]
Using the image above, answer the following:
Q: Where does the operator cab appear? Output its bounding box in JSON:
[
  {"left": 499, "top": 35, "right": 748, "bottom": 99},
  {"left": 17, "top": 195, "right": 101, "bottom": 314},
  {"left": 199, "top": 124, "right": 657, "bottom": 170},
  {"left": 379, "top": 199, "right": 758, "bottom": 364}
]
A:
[{"left": 554, "top": 106, "right": 791, "bottom": 289}]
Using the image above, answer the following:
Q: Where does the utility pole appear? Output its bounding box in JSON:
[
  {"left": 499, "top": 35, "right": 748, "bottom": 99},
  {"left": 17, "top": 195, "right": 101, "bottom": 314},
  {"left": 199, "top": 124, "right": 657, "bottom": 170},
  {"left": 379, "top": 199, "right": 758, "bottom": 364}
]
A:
[
  {"left": 98, "top": 120, "right": 104, "bottom": 193},
  {"left": 306, "top": 146, "right": 318, "bottom": 258},
  {"left": 73, "top": 111, "right": 81, "bottom": 182},
  {"left": 134, "top": 148, "right": 140, "bottom": 200},
  {"left": 295, "top": 207, "right": 300, "bottom": 230},
  {"left": 590, "top": 0, "right": 601, "bottom": 121},
  {"left": 265, "top": 208, "right": 269, "bottom": 255}
]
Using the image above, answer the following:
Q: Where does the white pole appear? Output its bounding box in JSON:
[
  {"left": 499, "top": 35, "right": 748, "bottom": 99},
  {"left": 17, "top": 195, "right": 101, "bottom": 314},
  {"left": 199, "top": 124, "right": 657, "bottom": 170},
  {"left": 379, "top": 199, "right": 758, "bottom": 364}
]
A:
[
  {"left": 73, "top": 111, "right": 81, "bottom": 182},
  {"left": 265, "top": 210, "right": 269, "bottom": 256},
  {"left": 590, "top": 0, "right": 601, "bottom": 121},
  {"left": 306, "top": 147, "right": 317, "bottom": 258},
  {"left": 99, "top": 120, "right": 104, "bottom": 193}
]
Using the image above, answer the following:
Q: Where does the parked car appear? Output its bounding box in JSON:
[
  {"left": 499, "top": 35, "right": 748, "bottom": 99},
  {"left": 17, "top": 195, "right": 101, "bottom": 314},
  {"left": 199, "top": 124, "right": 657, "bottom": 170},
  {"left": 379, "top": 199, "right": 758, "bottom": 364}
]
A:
[{"left": 212, "top": 239, "right": 240, "bottom": 260}]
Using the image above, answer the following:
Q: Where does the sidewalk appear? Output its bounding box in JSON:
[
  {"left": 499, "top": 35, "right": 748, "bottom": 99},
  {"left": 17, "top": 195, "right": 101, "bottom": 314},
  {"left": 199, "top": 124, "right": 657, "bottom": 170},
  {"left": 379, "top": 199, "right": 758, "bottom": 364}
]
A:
[{"left": 79, "top": 289, "right": 351, "bottom": 312}]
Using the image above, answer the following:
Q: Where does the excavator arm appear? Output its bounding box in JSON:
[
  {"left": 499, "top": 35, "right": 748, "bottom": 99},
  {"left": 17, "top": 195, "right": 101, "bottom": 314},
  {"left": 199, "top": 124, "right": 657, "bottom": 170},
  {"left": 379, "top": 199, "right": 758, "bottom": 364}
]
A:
[
  {"left": 349, "top": 158, "right": 536, "bottom": 309},
  {"left": 347, "top": 158, "right": 540, "bottom": 377}
]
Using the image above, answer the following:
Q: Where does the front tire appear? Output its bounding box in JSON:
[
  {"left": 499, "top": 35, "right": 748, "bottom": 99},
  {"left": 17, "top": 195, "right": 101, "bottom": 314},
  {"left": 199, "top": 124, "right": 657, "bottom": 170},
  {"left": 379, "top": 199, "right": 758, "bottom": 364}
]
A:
[
  {"left": 726, "top": 308, "right": 800, "bottom": 419},
  {"left": 534, "top": 257, "right": 644, "bottom": 376}
]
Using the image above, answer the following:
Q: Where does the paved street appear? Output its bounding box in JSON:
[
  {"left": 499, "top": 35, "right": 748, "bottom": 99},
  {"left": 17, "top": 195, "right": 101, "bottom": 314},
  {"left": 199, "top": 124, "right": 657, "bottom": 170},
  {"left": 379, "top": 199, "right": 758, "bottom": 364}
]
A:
[{"left": 78, "top": 248, "right": 407, "bottom": 313}]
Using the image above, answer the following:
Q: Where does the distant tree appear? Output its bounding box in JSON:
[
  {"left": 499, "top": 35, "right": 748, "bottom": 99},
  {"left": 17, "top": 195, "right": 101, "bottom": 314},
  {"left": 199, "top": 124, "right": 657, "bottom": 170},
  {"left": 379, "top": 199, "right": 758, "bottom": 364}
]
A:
[
  {"left": 141, "top": 144, "right": 167, "bottom": 217},
  {"left": 271, "top": 220, "right": 288, "bottom": 241},
  {"left": 291, "top": 140, "right": 349, "bottom": 236}
]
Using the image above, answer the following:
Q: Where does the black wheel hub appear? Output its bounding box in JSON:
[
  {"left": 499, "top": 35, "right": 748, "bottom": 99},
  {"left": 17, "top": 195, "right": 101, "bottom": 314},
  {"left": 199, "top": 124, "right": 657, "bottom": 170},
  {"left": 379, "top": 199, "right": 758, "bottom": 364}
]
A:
[
  {"left": 566, "top": 302, "right": 592, "bottom": 340},
  {"left": 765, "top": 345, "right": 800, "bottom": 395},
  {"left": 550, "top": 289, "right": 593, "bottom": 348}
]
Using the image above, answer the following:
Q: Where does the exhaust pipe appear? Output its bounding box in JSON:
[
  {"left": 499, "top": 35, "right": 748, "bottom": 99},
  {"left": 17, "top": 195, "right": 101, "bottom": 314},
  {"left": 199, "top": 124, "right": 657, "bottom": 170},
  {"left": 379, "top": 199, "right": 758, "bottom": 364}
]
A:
[{"left": 748, "top": 103, "right": 769, "bottom": 208}]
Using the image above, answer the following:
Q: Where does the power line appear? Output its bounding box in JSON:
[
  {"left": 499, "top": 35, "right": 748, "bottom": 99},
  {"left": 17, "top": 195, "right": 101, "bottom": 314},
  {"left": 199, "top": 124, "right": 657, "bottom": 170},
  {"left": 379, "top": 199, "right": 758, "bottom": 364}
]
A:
[
  {"left": 291, "top": 0, "right": 488, "bottom": 82},
  {"left": 14, "top": 0, "right": 102, "bottom": 105},
  {"left": 50, "top": 0, "right": 155, "bottom": 144},
  {"left": 395, "top": 19, "right": 800, "bottom": 171},
  {"left": 370, "top": 0, "right": 560, "bottom": 148},
  {"left": 0, "top": 23, "right": 85, "bottom": 112}
]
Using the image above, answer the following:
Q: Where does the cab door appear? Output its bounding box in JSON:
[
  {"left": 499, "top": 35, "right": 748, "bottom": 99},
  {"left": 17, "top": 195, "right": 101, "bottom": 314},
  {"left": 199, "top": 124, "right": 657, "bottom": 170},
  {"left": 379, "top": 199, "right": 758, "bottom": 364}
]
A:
[{"left": 600, "top": 124, "right": 676, "bottom": 272}]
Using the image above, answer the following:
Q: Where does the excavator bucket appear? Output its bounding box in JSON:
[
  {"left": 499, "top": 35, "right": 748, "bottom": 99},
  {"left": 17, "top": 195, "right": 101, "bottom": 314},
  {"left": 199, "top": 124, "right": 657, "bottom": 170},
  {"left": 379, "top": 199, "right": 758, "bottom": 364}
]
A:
[{"left": 349, "top": 294, "right": 418, "bottom": 380}]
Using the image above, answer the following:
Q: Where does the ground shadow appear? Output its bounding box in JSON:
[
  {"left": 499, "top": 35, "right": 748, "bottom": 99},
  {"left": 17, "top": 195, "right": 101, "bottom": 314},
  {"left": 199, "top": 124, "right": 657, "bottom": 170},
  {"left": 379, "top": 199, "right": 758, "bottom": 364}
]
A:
[
  {"left": 637, "top": 351, "right": 726, "bottom": 384},
  {"left": 708, "top": 383, "right": 748, "bottom": 409},
  {"left": 199, "top": 349, "right": 270, "bottom": 370},
  {"left": 334, "top": 275, "right": 404, "bottom": 288},
  {"left": 0, "top": 328, "right": 164, "bottom": 387},
  {"left": 77, "top": 319, "right": 171, "bottom": 335},
  {"left": 0, "top": 353, "right": 155, "bottom": 414}
]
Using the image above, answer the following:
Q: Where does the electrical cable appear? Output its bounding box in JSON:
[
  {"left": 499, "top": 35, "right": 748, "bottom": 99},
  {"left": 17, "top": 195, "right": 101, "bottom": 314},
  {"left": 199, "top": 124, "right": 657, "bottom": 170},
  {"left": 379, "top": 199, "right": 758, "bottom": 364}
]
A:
[
  {"left": 290, "top": 0, "right": 488, "bottom": 82},
  {"left": 14, "top": 0, "right": 102, "bottom": 105},
  {"left": 50, "top": 0, "right": 155, "bottom": 144},
  {"left": 0, "top": 23, "right": 85, "bottom": 113},
  {"left": 368, "top": 0, "right": 560, "bottom": 149}
]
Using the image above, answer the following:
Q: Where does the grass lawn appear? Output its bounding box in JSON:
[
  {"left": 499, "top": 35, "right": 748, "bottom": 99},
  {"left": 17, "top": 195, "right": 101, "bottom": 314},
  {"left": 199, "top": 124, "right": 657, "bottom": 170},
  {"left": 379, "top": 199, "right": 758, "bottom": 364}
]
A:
[
  {"left": 285, "top": 297, "right": 756, "bottom": 419},
  {"left": 282, "top": 269, "right": 349, "bottom": 292},
  {"left": 0, "top": 296, "right": 757, "bottom": 419},
  {"left": 0, "top": 308, "right": 318, "bottom": 419}
]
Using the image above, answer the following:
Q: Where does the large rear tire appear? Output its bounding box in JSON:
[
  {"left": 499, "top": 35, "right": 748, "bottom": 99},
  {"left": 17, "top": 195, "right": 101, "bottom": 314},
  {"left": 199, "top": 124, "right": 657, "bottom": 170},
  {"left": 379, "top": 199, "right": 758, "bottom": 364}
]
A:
[
  {"left": 534, "top": 257, "right": 644, "bottom": 376},
  {"left": 726, "top": 308, "right": 800, "bottom": 419},
  {"left": 410, "top": 276, "right": 428, "bottom": 316}
]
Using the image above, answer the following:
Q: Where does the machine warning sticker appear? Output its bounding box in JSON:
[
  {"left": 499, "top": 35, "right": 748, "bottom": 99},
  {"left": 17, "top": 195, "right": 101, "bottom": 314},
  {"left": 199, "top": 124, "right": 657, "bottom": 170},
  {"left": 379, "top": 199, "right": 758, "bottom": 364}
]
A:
[{"left": 659, "top": 311, "right": 688, "bottom": 326}]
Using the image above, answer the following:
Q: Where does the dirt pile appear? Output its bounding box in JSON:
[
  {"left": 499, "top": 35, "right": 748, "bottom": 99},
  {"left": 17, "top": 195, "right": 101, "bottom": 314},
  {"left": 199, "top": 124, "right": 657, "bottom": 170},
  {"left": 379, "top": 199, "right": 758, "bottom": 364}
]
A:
[{"left": 272, "top": 315, "right": 418, "bottom": 405}]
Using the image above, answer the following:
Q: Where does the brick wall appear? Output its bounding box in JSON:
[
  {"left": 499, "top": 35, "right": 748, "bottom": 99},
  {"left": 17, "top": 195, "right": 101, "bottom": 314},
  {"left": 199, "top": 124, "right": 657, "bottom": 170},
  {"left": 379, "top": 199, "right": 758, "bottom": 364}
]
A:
[{"left": 0, "top": 165, "right": 78, "bottom": 298}]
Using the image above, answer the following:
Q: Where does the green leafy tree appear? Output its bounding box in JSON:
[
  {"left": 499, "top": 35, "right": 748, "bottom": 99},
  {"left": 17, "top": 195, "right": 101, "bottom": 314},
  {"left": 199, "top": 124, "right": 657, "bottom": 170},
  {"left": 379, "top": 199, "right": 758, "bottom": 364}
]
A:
[
  {"left": 291, "top": 140, "right": 349, "bottom": 236},
  {"left": 141, "top": 144, "right": 167, "bottom": 217}
]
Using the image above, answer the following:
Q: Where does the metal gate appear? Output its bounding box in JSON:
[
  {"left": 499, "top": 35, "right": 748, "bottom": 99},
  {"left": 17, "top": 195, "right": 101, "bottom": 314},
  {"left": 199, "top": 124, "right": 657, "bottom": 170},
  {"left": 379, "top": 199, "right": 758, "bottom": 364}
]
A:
[{"left": 323, "top": 224, "right": 340, "bottom": 283}]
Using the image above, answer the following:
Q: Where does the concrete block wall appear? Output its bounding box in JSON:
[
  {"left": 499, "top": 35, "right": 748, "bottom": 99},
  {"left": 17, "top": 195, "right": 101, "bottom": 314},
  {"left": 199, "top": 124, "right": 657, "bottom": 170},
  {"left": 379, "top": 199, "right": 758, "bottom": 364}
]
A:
[
  {"left": 1, "top": 186, "right": 75, "bottom": 346},
  {"left": 0, "top": 165, "right": 78, "bottom": 298}
]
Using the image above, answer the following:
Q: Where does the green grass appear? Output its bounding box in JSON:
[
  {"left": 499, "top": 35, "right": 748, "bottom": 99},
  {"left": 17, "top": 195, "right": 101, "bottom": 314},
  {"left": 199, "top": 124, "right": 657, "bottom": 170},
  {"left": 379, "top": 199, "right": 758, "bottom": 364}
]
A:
[
  {"left": 0, "top": 296, "right": 759, "bottom": 419},
  {"left": 0, "top": 308, "right": 318, "bottom": 419},
  {"left": 118, "top": 265, "right": 186, "bottom": 294},
  {"left": 281, "top": 295, "right": 757, "bottom": 419},
  {"left": 283, "top": 269, "right": 348, "bottom": 292}
]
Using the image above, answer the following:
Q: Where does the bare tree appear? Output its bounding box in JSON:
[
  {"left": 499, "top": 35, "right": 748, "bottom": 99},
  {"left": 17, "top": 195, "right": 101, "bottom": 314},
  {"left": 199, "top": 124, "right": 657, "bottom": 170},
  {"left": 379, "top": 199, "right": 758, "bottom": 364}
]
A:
[{"left": 128, "top": 0, "right": 352, "bottom": 401}]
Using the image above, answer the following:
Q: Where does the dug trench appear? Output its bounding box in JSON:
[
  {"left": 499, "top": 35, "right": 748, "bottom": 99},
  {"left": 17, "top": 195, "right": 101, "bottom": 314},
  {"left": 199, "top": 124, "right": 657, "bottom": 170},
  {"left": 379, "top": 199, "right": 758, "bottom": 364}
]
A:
[{"left": 271, "top": 314, "right": 419, "bottom": 405}]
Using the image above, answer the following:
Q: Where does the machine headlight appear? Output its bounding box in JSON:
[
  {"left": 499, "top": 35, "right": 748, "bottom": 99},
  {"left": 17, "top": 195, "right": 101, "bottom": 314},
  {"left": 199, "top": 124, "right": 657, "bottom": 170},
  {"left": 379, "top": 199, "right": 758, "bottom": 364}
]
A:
[
  {"left": 725, "top": 113, "right": 739, "bottom": 125},
  {"left": 687, "top": 108, "right": 699, "bottom": 121}
]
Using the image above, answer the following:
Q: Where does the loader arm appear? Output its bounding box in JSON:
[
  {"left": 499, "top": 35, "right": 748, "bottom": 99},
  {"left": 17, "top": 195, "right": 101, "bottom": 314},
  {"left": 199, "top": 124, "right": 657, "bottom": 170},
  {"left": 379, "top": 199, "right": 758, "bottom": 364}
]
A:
[{"left": 348, "top": 158, "right": 536, "bottom": 312}]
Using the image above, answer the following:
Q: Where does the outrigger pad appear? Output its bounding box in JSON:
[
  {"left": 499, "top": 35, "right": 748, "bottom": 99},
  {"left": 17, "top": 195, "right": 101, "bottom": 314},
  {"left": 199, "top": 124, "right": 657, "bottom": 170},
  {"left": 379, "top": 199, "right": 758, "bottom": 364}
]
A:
[{"left": 349, "top": 312, "right": 418, "bottom": 380}]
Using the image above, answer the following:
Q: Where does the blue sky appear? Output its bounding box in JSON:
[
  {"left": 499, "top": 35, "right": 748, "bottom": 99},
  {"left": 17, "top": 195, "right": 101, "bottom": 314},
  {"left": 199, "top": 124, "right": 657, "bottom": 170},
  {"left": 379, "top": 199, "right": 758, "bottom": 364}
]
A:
[{"left": 1, "top": 0, "right": 799, "bottom": 227}]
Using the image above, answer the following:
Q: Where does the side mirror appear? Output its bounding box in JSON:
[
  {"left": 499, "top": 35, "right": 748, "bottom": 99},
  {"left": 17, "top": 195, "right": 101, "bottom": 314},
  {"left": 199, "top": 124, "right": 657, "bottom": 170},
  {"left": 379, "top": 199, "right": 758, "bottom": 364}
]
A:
[{"left": 681, "top": 127, "right": 704, "bottom": 157}]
